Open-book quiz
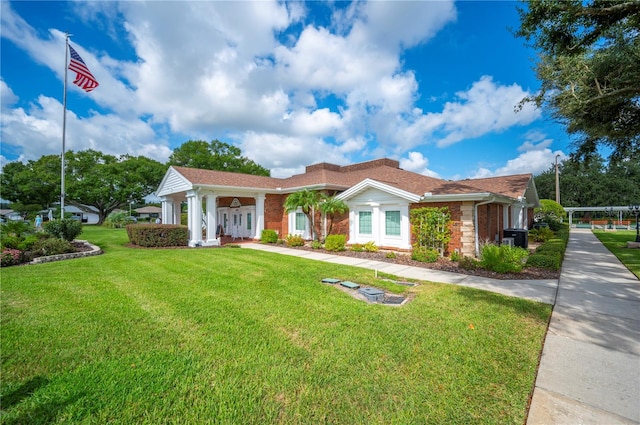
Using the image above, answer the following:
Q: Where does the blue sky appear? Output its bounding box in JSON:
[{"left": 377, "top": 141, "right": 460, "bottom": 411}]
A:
[{"left": 1, "top": 0, "right": 570, "bottom": 180}]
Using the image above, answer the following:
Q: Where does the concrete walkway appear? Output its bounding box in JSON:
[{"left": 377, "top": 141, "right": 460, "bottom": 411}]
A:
[
  {"left": 243, "top": 229, "right": 640, "bottom": 423},
  {"left": 527, "top": 229, "right": 640, "bottom": 425}
]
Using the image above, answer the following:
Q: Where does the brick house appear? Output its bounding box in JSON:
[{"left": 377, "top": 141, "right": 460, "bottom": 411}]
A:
[{"left": 156, "top": 158, "right": 539, "bottom": 257}]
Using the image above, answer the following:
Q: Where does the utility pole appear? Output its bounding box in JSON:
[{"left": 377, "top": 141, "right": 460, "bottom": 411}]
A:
[{"left": 555, "top": 154, "right": 561, "bottom": 204}]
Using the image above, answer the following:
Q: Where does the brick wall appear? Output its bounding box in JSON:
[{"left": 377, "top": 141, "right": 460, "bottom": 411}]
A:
[{"left": 264, "top": 194, "right": 286, "bottom": 236}]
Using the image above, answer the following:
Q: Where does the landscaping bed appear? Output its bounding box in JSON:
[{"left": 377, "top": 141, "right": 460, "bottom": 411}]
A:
[{"left": 292, "top": 245, "right": 561, "bottom": 280}]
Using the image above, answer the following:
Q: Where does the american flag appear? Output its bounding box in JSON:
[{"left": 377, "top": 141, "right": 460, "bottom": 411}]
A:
[{"left": 68, "top": 45, "right": 99, "bottom": 92}]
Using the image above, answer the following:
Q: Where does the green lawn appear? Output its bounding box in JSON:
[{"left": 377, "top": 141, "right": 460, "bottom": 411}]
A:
[
  {"left": 1, "top": 226, "right": 551, "bottom": 424},
  {"left": 593, "top": 230, "right": 640, "bottom": 278}
]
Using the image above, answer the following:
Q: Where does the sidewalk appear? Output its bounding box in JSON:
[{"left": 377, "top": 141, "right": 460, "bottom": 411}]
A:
[
  {"left": 243, "top": 229, "right": 640, "bottom": 423},
  {"left": 527, "top": 229, "right": 640, "bottom": 425}
]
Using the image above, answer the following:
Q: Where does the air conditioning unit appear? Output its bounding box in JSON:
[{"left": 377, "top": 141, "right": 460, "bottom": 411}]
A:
[{"left": 502, "top": 237, "right": 515, "bottom": 247}]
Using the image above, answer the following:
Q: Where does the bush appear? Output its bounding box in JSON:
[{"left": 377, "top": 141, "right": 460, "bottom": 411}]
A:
[
  {"left": 127, "top": 224, "right": 188, "bottom": 247},
  {"left": 529, "top": 226, "right": 554, "bottom": 242},
  {"left": 363, "top": 241, "right": 379, "bottom": 252},
  {"left": 43, "top": 219, "right": 82, "bottom": 241},
  {"left": 325, "top": 234, "right": 346, "bottom": 252},
  {"left": 1, "top": 248, "right": 22, "bottom": 267},
  {"left": 450, "top": 250, "right": 461, "bottom": 262},
  {"left": 285, "top": 234, "right": 305, "bottom": 247},
  {"left": 412, "top": 246, "right": 439, "bottom": 263},
  {"left": 350, "top": 243, "right": 364, "bottom": 252},
  {"left": 458, "top": 256, "right": 479, "bottom": 270},
  {"left": 260, "top": 229, "right": 278, "bottom": 244},
  {"left": 527, "top": 253, "right": 561, "bottom": 270},
  {"left": 31, "top": 237, "right": 75, "bottom": 257},
  {"left": 385, "top": 252, "right": 397, "bottom": 259},
  {"left": 480, "top": 243, "right": 529, "bottom": 273},
  {"left": 311, "top": 240, "right": 323, "bottom": 249}
]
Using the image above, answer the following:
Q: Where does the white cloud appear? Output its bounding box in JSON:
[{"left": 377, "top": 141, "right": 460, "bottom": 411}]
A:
[
  {"left": 470, "top": 136, "right": 566, "bottom": 178},
  {"left": 399, "top": 152, "right": 440, "bottom": 178},
  {"left": 2, "top": 1, "right": 555, "bottom": 183}
]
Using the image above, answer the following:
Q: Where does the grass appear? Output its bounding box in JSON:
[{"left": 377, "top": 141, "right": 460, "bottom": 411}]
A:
[
  {"left": 593, "top": 230, "right": 640, "bottom": 278},
  {"left": 1, "top": 226, "right": 551, "bottom": 424}
]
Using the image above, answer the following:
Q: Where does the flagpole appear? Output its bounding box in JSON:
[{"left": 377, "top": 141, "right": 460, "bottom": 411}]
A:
[{"left": 61, "top": 33, "right": 69, "bottom": 219}]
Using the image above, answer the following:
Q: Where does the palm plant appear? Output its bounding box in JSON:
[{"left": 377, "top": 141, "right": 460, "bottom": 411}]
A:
[
  {"left": 319, "top": 195, "right": 348, "bottom": 238},
  {"left": 283, "top": 189, "right": 323, "bottom": 241}
]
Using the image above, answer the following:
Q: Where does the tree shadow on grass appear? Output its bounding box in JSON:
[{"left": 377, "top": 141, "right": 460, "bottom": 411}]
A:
[
  {"left": 455, "top": 286, "right": 552, "bottom": 321},
  {"left": 1, "top": 376, "right": 79, "bottom": 425}
]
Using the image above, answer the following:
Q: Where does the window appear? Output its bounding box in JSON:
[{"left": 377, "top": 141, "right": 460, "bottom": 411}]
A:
[
  {"left": 385, "top": 210, "right": 401, "bottom": 236},
  {"left": 295, "top": 212, "right": 306, "bottom": 231},
  {"left": 247, "top": 212, "right": 252, "bottom": 230},
  {"left": 358, "top": 211, "right": 372, "bottom": 234}
]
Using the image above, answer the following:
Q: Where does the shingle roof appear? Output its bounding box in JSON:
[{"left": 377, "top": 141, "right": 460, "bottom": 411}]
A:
[{"left": 169, "top": 159, "right": 533, "bottom": 201}]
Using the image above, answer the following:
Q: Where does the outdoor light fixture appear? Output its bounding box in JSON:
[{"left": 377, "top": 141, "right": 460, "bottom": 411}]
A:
[{"left": 629, "top": 205, "right": 640, "bottom": 243}]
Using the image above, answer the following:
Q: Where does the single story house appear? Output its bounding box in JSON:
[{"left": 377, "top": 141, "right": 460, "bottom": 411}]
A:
[
  {"left": 156, "top": 158, "right": 539, "bottom": 257},
  {"left": 134, "top": 206, "right": 162, "bottom": 221}
]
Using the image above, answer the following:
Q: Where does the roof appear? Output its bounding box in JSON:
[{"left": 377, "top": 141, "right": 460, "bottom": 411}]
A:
[
  {"left": 157, "top": 159, "right": 537, "bottom": 205},
  {"left": 135, "top": 206, "right": 162, "bottom": 214}
]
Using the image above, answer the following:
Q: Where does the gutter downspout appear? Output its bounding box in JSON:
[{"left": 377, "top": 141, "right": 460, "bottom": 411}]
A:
[{"left": 474, "top": 197, "right": 495, "bottom": 257}]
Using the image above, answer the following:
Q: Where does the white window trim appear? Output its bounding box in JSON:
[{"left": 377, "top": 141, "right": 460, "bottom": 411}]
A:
[{"left": 288, "top": 208, "right": 311, "bottom": 239}]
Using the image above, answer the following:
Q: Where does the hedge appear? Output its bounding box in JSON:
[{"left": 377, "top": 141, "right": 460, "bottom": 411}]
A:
[{"left": 126, "top": 224, "right": 189, "bottom": 247}]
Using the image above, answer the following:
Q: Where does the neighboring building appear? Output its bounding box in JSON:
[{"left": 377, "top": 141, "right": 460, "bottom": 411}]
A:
[
  {"left": 134, "top": 206, "right": 162, "bottom": 221},
  {"left": 156, "top": 158, "right": 539, "bottom": 257}
]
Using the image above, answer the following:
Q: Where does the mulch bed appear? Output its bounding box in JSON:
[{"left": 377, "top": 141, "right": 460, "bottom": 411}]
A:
[{"left": 292, "top": 245, "right": 560, "bottom": 281}]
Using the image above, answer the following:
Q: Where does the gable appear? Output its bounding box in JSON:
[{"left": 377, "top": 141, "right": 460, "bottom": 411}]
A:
[
  {"left": 156, "top": 167, "right": 193, "bottom": 197},
  {"left": 337, "top": 179, "right": 422, "bottom": 203}
]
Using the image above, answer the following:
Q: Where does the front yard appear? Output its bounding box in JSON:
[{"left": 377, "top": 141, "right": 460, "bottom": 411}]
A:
[{"left": 1, "top": 226, "right": 551, "bottom": 424}]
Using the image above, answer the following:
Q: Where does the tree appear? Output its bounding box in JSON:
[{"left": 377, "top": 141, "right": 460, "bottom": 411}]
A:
[
  {"left": 516, "top": 1, "right": 640, "bottom": 164},
  {"left": 64, "top": 150, "right": 167, "bottom": 224},
  {"left": 283, "top": 189, "right": 324, "bottom": 241},
  {"left": 169, "top": 140, "right": 270, "bottom": 176},
  {"left": 318, "top": 195, "right": 348, "bottom": 237},
  {"left": 534, "top": 153, "right": 640, "bottom": 207},
  {"left": 0, "top": 155, "right": 61, "bottom": 208}
]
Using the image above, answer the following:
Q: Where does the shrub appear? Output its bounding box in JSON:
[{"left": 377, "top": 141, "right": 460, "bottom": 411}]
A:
[
  {"left": 529, "top": 227, "right": 554, "bottom": 242},
  {"left": 43, "top": 219, "right": 82, "bottom": 241},
  {"left": 285, "top": 234, "right": 305, "bottom": 247},
  {"left": 385, "top": 252, "right": 397, "bottom": 259},
  {"left": 450, "top": 250, "right": 461, "bottom": 262},
  {"left": 324, "top": 234, "right": 346, "bottom": 252},
  {"left": 412, "top": 246, "right": 439, "bottom": 263},
  {"left": 458, "top": 256, "right": 479, "bottom": 270},
  {"left": 363, "top": 241, "right": 379, "bottom": 252},
  {"left": 480, "top": 243, "right": 529, "bottom": 273},
  {"left": 31, "top": 237, "right": 75, "bottom": 257},
  {"left": 526, "top": 253, "right": 561, "bottom": 270},
  {"left": 127, "top": 224, "right": 188, "bottom": 247},
  {"left": 311, "top": 240, "right": 323, "bottom": 249},
  {"left": 1, "top": 248, "right": 22, "bottom": 267},
  {"left": 260, "top": 229, "right": 278, "bottom": 244},
  {"left": 350, "top": 243, "right": 364, "bottom": 252}
]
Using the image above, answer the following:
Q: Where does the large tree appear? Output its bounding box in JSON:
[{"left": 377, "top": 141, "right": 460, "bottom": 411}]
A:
[
  {"left": 169, "top": 140, "right": 270, "bottom": 176},
  {"left": 516, "top": 1, "right": 640, "bottom": 163},
  {"left": 1, "top": 155, "right": 61, "bottom": 209},
  {"left": 64, "top": 150, "right": 167, "bottom": 224}
]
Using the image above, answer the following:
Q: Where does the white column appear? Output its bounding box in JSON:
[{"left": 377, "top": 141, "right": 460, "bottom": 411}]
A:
[
  {"left": 205, "top": 194, "right": 219, "bottom": 245},
  {"left": 254, "top": 194, "right": 265, "bottom": 240},
  {"left": 161, "top": 197, "right": 173, "bottom": 224},
  {"left": 186, "top": 190, "right": 202, "bottom": 247}
]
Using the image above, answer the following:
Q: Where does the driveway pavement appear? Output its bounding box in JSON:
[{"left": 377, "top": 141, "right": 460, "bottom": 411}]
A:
[{"left": 243, "top": 228, "right": 640, "bottom": 423}]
